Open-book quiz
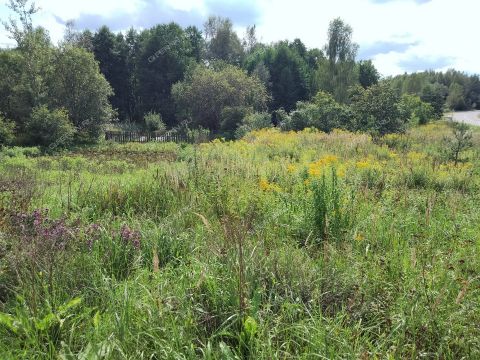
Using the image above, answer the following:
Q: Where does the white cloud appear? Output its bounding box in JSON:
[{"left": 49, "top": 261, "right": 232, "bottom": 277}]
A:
[{"left": 0, "top": 0, "right": 478, "bottom": 75}]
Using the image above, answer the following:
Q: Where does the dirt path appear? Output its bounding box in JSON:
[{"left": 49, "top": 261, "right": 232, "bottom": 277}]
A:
[{"left": 447, "top": 110, "right": 480, "bottom": 126}]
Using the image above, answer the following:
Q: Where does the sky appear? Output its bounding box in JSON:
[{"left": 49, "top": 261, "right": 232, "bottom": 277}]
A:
[{"left": 0, "top": 0, "right": 478, "bottom": 76}]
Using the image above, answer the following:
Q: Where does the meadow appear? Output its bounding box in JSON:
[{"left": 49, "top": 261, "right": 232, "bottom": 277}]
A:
[{"left": 1, "top": 122, "right": 480, "bottom": 359}]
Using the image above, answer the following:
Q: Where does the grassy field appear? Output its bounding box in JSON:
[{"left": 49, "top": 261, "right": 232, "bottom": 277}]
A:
[{"left": 1, "top": 122, "right": 480, "bottom": 359}]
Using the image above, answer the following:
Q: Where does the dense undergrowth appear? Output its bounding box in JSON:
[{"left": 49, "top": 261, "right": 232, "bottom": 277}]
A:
[{"left": 0, "top": 122, "right": 479, "bottom": 359}]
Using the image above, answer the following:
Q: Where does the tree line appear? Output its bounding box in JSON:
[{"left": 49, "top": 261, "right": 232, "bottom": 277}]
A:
[{"left": 0, "top": 0, "right": 478, "bottom": 148}]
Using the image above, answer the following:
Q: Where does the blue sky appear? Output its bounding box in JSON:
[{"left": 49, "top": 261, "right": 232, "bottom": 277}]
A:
[{"left": 0, "top": 0, "right": 477, "bottom": 76}]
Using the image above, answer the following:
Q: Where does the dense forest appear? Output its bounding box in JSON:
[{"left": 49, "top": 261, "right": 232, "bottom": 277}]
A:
[{"left": 0, "top": 0, "right": 479, "bottom": 148}]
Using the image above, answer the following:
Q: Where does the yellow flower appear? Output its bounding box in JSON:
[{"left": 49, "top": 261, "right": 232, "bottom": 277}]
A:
[
  {"left": 356, "top": 160, "right": 371, "bottom": 169},
  {"left": 308, "top": 165, "right": 322, "bottom": 177},
  {"left": 259, "top": 178, "right": 282, "bottom": 192},
  {"left": 354, "top": 233, "right": 365, "bottom": 242},
  {"left": 259, "top": 178, "right": 270, "bottom": 191},
  {"left": 287, "top": 164, "right": 297, "bottom": 173},
  {"left": 407, "top": 151, "right": 426, "bottom": 162},
  {"left": 307, "top": 154, "right": 339, "bottom": 177}
]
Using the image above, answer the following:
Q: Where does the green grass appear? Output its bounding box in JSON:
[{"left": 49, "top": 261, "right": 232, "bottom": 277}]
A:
[{"left": 1, "top": 122, "right": 480, "bottom": 359}]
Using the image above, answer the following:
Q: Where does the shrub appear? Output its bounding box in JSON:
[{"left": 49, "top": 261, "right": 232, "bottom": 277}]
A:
[
  {"left": 350, "top": 83, "right": 408, "bottom": 135},
  {"left": 144, "top": 111, "right": 166, "bottom": 133},
  {"left": 25, "top": 106, "right": 76, "bottom": 148},
  {"left": 281, "top": 92, "right": 351, "bottom": 132},
  {"left": 442, "top": 121, "right": 473, "bottom": 165},
  {"left": 220, "top": 106, "right": 252, "bottom": 139},
  {"left": 399, "top": 94, "right": 435, "bottom": 125},
  {"left": 235, "top": 112, "right": 272, "bottom": 139},
  {"left": 0, "top": 115, "right": 15, "bottom": 146}
]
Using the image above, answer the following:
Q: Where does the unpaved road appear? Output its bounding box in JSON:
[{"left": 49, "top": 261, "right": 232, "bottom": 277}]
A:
[{"left": 447, "top": 111, "right": 480, "bottom": 126}]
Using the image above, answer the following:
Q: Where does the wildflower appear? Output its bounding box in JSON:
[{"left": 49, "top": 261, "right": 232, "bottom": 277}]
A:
[
  {"left": 407, "top": 151, "right": 426, "bottom": 162},
  {"left": 354, "top": 233, "right": 365, "bottom": 242},
  {"left": 356, "top": 160, "right": 371, "bottom": 169},
  {"left": 120, "top": 224, "right": 141, "bottom": 250},
  {"left": 259, "top": 178, "right": 270, "bottom": 191},
  {"left": 259, "top": 178, "right": 282, "bottom": 192},
  {"left": 307, "top": 154, "right": 339, "bottom": 177}
]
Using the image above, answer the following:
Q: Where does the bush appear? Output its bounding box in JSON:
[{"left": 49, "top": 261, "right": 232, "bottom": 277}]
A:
[
  {"left": 442, "top": 121, "right": 473, "bottom": 165},
  {"left": 25, "top": 106, "right": 76, "bottom": 148},
  {"left": 0, "top": 115, "right": 15, "bottom": 146},
  {"left": 350, "top": 83, "right": 407, "bottom": 135},
  {"left": 235, "top": 112, "right": 272, "bottom": 139},
  {"left": 144, "top": 112, "right": 166, "bottom": 133},
  {"left": 281, "top": 92, "right": 352, "bottom": 132},
  {"left": 399, "top": 94, "right": 435, "bottom": 125},
  {"left": 220, "top": 106, "right": 252, "bottom": 139}
]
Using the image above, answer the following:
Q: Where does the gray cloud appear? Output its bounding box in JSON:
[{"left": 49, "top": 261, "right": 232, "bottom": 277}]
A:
[
  {"left": 358, "top": 40, "right": 418, "bottom": 59},
  {"left": 398, "top": 55, "right": 454, "bottom": 72},
  {"left": 56, "top": 0, "right": 261, "bottom": 32}
]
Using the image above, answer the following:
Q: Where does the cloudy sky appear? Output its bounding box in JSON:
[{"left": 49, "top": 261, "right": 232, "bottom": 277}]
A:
[{"left": 0, "top": 0, "right": 477, "bottom": 76}]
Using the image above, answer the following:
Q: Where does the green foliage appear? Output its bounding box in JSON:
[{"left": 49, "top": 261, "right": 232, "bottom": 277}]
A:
[
  {"left": 446, "top": 82, "right": 467, "bottom": 111},
  {"left": 442, "top": 121, "right": 473, "bottom": 165},
  {"left": 358, "top": 59, "right": 380, "bottom": 88},
  {"left": 144, "top": 111, "right": 166, "bottom": 133},
  {"left": 0, "top": 114, "right": 15, "bottom": 146},
  {"left": 135, "top": 23, "right": 195, "bottom": 125},
  {"left": 172, "top": 64, "right": 268, "bottom": 131},
  {"left": 48, "top": 46, "right": 113, "bottom": 142},
  {"left": 310, "top": 169, "right": 353, "bottom": 243},
  {"left": 315, "top": 18, "right": 359, "bottom": 103},
  {"left": 284, "top": 91, "right": 351, "bottom": 132},
  {"left": 244, "top": 41, "right": 311, "bottom": 112},
  {"left": 350, "top": 82, "right": 408, "bottom": 135},
  {"left": 399, "top": 94, "right": 435, "bottom": 125},
  {"left": 25, "top": 105, "right": 75, "bottom": 148},
  {"left": 235, "top": 112, "right": 272, "bottom": 139},
  {"left": 204, "top": 16, "right": 244, "bottom": 65},
  {"left": 220, "top": 106, "right": 253, "bottom": 139},
  {"left": 420, "top": 82, "right": 448, "bottom": 118},
  {"left": 390, "top": 69, "right": 480, "bottom": 115},
  {"left": 92, "top": 26, "right": 132, "bottom": 121}
]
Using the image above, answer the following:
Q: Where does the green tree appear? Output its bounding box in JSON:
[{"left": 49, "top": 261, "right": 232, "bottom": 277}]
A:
[
  {"left": 220, "top": 106, "right": 253, "bottom": 139},
  {"left": 420, "top": 82, "right": 447, "bottom": 118},
  {"left": 135, "top": 23, "right": 194, "bottom": 125},
  {"left": 358, "top": 60, "right": 380, "bottom": 88},
  {"left": 399, "top": 94, "right": 435, "bottom": 125},
  {"left": 0, "top": 114, "right": 15, "bottom": 146},
  {"left": 25, "top": 105, "right": 75, "bottom": 147},
  {"left": 185, "top": 26, "right": 204, "bottom": 62},
  {"left": 48, "top": 46, "right": 113, "bottom": 141},
  {"left": 245, "top": 42, "right": 310, "bottom": 111},
  {"left": 350, "top": 82, "right": 407, "bottom": 135},
  {"left": 443, "top": 122, "right": 473, "bottom": 165},
  {"left": 283, "top": 91, "right": 351, "bottom": 132},
  {"left": 316, "top": 18, "right": 359, "bottom": 103},
  {"left": 92, "top": 26, "right": 132, "bottom": 121},
  {"left": 204, "top": 16, "right": 243, "bottom": 65},
  {"left": 0, "top": 29, "right": 54, "bottom": 132},
  {"left": 446, "top": 83, "right": 467, "bottom": 111},
  {"left": 172, "top": 64, "right": 268, "bottom": 131}
]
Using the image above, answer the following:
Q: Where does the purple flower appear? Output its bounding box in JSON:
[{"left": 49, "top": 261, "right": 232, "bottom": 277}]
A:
[{"left": 119, "top": 224, "right": 141, "bottom": 250}]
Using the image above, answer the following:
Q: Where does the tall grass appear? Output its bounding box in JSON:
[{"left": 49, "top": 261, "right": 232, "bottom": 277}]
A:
[{"left": 0, "top": 122, "right": 479, "bottom": 358}]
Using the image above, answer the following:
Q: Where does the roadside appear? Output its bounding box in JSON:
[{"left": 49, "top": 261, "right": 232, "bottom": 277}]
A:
[{"left": 446, "top": 110, "right": 480, "bottom": 126}]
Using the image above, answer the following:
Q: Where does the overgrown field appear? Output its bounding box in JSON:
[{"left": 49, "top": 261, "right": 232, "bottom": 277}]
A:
[{"left": 1, "top": 122, "right": 480, "bottom": 359}]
